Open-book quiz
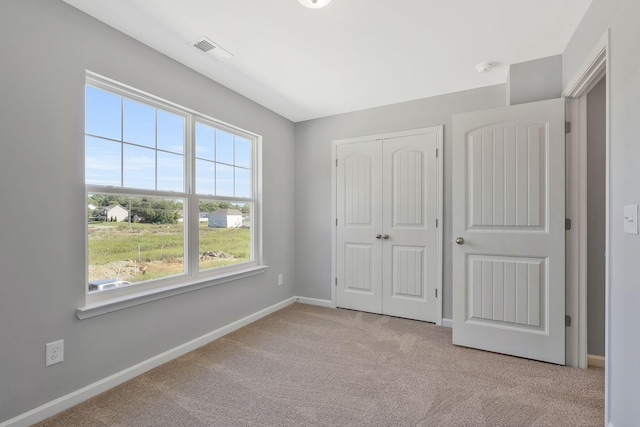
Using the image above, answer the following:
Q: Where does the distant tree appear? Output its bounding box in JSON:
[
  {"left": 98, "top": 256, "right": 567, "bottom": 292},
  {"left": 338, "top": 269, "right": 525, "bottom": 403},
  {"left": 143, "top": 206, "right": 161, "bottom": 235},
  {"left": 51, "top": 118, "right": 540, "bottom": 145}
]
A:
[
  {"left": 199, "top": 201, "right": 218, "bottom": 213},
  {"left": 199, "top": 201, "right": 234, "bottom": 213},
  {"left": 88, "top": 194, "right": 126, "bottom": 208},
  {"left": 130, "top": 198, "right": 181, "bottom": 224},
  {"left": 88, "top": 195, "right": 182, "bottom": 225}
]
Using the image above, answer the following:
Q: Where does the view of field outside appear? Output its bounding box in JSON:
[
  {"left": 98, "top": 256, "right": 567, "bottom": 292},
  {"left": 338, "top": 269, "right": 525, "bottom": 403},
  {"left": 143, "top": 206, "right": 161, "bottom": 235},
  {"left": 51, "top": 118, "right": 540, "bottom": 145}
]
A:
[
  {"left": 87, "top": 195, "right": 251, "bottom": 292},
  {"left": 85, "top": 82, "right": 255, "bottom": 294}
]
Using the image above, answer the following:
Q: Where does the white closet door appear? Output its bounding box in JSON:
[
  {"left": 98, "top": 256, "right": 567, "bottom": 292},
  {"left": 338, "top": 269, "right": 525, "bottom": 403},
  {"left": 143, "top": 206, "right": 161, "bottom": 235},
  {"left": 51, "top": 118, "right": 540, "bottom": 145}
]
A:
[
  {"left": 452, "top": 98, "right": 565, "bottom": 364},
  {"left": 336, "top": 127, "right": 442, "bottom": 323},
  {"left": 381, "top": 133, "right": 439, "bottom": 322},
  {"left": 336, "top": 139, "right": 383, "bottom": 314}
]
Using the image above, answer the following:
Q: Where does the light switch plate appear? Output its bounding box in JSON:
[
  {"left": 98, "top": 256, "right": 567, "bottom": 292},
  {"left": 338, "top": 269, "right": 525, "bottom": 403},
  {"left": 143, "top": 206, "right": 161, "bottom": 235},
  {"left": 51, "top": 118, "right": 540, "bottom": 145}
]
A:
[{"left": 623, "top": 205, "right": 639, "bottom": 234}]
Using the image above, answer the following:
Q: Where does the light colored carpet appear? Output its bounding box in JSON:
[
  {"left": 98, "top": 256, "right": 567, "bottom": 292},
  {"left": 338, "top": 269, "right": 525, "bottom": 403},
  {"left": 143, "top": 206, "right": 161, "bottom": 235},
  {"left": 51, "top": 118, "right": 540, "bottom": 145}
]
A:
[{"left": 36, "top": 303, "right": 604, "bottom": 426}]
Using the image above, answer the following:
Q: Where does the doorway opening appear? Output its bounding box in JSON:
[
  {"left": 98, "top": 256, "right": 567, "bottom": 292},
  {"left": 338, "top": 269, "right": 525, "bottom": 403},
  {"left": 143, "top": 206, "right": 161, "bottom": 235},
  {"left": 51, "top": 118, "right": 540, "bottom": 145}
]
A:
[{"left": 585, "top": 76, "right": 607, "bottom": 369}]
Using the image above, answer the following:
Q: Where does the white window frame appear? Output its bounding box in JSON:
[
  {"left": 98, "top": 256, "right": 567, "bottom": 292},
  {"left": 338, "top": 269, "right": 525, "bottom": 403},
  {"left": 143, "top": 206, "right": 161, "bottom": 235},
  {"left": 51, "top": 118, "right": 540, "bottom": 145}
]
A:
[{"left": 79, "top": 72, "right": 264, "bottom": 318}]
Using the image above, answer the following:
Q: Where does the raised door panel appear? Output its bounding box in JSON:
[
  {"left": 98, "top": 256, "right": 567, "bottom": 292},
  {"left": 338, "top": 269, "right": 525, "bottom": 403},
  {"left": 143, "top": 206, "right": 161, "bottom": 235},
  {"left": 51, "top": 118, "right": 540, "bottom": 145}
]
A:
[
  {"left": 344, "top": 244, "right": 374, "bottom": 293},
  {"left": 345, "top": 155, "right": 373, "bottom": 226},
  {"left": 391, "top": 246, "right": 425, "bottom": 298},
  {"left": 468, "top": 255, "right": 545, "bottom": 329},
  {"left": 392, "top": 149, "right": 424, "bottom": 227},
  {"left": 468, "top": 124, "right": 546, "bottom": 230}
]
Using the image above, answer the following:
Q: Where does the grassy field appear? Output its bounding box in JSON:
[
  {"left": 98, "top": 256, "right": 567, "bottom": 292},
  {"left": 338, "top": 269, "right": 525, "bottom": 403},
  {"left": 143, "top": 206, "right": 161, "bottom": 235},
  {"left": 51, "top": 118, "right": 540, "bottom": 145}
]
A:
[{"left": 88, "top": 222, "right": 250, "bottom": 282}]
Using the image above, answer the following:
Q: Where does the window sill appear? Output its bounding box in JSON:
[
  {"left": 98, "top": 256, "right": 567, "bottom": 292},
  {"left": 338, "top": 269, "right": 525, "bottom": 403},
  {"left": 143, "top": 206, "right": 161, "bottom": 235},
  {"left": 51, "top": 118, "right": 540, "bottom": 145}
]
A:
[{"left": 76, "top": 265, "right": 268, "bottom": 320}]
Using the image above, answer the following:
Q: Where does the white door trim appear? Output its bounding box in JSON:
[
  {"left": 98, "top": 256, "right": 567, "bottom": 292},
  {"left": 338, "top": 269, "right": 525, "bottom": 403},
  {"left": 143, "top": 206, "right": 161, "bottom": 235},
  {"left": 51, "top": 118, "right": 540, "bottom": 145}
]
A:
[
  {"left": 565, "top": 97, "right": 589, "bottom": 369},
  {"left": 331, "top": 126, "right": 444, "bottom": 325},
  {"left": 563, "top": 32, "right": 607, "bottom": 99},
  {"left": 563, "top": 28, "right": 610, "bottom": 423}
]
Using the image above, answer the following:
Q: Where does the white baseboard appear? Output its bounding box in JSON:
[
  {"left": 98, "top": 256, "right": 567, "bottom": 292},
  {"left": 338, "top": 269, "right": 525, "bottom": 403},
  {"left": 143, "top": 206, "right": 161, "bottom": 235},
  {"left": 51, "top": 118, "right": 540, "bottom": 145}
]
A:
[
  {"left": 294, "top": 296, "right": 334, "bottom": 308},
  {"left": 0, "top": 296, "right": 298, "bottom": 427},
  {"left": 588, "top": 354, "right": 605, "bottom": 369},
  {"left": 442, "top": 318, "right": 453, "bottom": 328}
]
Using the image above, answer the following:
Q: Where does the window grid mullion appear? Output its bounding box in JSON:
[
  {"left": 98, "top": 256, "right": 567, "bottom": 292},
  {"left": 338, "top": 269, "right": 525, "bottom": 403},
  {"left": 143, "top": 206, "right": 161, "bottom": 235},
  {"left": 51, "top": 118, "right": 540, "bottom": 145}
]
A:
[
  {"left": 213, "top": 128, "right": 217, "bottom": 196},
  {"left": 154, "top": 108, "right": 158, "bottom": 191},
  {"left": 120, "top": 95, "right": 124, "bottom": 187},
  {"left": 187, "top": 115, "right": 199, "bottom": 280}
]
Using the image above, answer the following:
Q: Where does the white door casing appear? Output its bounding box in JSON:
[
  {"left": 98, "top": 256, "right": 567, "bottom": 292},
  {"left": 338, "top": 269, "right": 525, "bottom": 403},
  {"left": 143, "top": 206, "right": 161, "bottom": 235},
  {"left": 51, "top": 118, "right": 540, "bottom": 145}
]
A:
[
  {"left": 335, "top": 127, "right": 443, "bottom": 323},
  {"left": 452, "top": 99, "right": 566, "bottom": 364}
]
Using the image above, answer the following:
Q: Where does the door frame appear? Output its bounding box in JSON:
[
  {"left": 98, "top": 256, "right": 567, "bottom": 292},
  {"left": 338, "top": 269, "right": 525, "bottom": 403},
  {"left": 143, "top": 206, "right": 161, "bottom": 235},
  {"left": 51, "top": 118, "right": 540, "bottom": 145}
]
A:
[
  {"left": 563, "top": 28, "right": 610, "bottom": 417},
  {"left": 331, "top": 126, "right": 444, "bottom": 325}
]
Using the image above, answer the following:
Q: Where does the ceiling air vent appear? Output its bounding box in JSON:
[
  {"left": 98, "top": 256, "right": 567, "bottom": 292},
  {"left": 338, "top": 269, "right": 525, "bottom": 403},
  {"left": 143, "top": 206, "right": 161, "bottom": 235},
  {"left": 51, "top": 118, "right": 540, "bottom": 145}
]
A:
[
  {"left": 191, "top": 37, "right": 233, "bottom": 59},
  {"left": 194, "top": 37, "right": 216, "bottom": 53}
]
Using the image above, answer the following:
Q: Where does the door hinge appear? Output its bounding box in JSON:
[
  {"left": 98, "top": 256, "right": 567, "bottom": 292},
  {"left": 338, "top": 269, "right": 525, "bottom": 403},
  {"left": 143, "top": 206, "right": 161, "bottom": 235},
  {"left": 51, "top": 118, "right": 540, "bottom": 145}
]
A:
[
  {"left": 336, "top": 218, "right": 338, "bottom": 226},
  {"left": 435, "top": 289, "right": 438, "bottom": 298},
  {"left": 565, "top": 315, "right": 572, "bottom": 327},
  {"left": 565, "top": 121, "right": 572, "bottom": 134},
  {"left": 436, "top": 148, "right": 439, "bottom": 158},
  {"left": 436, "top": 218, "right": 438, "bottom": 228},
  {"left": 335, "top": 277, "right": 338, "bottom": 286},
  {"left": 336, "top": 159, "right": 338, "bottom": 167},
  {"left": 565, "top": 218, "right": 572, "bottom": 230}
]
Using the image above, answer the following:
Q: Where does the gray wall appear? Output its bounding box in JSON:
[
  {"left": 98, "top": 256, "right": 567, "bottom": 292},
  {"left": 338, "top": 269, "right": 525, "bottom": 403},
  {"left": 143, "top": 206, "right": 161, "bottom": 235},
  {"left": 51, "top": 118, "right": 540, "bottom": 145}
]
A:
[
  {"left": 0, "top": 0, "right": 296, "bottom": 422},
  {"left": 564, "top": 0, "right": 640, "bottom": 424},
  {"left": 587, "top": 77, "right": 606, "bottom": 357},
  {"left": 508, "top": 55, "right": 563, "bottom": 106},
  {"left": 294, "top": 86, "right": 506, "bottom": 319}
]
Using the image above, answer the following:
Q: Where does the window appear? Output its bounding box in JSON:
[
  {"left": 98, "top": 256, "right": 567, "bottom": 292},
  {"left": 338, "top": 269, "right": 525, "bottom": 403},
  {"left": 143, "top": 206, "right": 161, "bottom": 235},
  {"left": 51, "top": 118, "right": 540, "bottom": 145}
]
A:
[{"left": 85, "top": 73, "right": 261, "bottom": 304}]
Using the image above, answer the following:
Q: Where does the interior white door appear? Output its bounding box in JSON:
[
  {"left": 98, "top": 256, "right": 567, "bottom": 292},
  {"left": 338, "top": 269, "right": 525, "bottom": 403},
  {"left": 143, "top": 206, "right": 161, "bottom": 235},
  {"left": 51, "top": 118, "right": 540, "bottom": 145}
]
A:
[
  {"left": 336, "top": 139, "right": 383, "bottom": 314},
  {"left": 336, "top": 127, "right": 442, "bottom": 323},
  {"left": 452, "top": 98, "right": 566, "bottom": 365},
  {"left": 382, "top": 133, "right": 439, "bottom": 321}
]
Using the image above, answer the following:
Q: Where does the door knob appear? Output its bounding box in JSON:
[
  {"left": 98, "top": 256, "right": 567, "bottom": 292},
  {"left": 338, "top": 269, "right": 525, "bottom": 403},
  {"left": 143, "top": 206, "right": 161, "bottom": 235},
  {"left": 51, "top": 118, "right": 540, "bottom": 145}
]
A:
[
  {"left": 376, "top": 234, "right": 382, "bottom": 239},
  {"left": 383, "top": 234, "right": 390, "bottom": 239},
  {"left": 455, "top": 237, "right": 464, "bottom": 245}
]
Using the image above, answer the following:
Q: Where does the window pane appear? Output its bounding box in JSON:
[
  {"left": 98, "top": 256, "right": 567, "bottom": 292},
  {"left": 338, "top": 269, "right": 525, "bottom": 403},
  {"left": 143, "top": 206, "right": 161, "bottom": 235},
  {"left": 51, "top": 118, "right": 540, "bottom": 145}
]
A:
[
  {"left": 196, "top": 159, "right": 215, "bottom": 195},
  {"left": 235, "top": 137, "right": 251, "bottom": 168},
  {"left": 85, "top": 136, "right": 121, "bottom": 186},
  {"left": 85, "top": 86, "right": 121, "bottom": 140},
  {"left": 88, "top": 195, "right": 185, "bottom": 293},
  {"left": 216, "top": 129, "right": 234, "bottom": 165},
  {"left": 195, "top": 122, "right": 215, "bottom": 161},
  {"left": 199, "top": 201, "right": 251, "bottom": 272},
  {"left": 123, "top": 99, "right": 155, "bottom": 148},
  {"left": 235, "top": 167, "right": 251, "bottom": 198},
  {"left": 158, "top": 110, "right": 184, "bottom": 154},
  {"left": 216, "top": 163, "right": 234, "bottom": 196},
  {"left": 157, "top": 152, "right": 184, "bottom": 192},
  {"left": 123, "top": 144, "right": 155, "bottom": 190}
]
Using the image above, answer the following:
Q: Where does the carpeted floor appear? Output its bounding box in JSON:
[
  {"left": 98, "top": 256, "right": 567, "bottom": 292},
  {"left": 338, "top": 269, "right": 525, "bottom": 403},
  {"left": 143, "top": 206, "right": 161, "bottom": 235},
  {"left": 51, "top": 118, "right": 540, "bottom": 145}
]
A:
[{"left": 36, "top": 303, "right": 604, "bottom": 426}]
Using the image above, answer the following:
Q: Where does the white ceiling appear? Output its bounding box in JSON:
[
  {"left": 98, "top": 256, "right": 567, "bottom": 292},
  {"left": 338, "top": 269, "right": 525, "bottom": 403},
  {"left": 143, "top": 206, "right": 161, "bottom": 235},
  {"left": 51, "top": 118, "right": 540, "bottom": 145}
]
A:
[{"left": 63, "top": 0, "right": 592, "bottom": 122}]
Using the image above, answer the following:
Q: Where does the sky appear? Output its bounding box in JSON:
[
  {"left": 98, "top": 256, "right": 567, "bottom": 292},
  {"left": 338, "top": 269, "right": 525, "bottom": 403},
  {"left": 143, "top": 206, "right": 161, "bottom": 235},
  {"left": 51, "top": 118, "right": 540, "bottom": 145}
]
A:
[{"left": 85, "top": 85, "right": 252, "bottom": 198}]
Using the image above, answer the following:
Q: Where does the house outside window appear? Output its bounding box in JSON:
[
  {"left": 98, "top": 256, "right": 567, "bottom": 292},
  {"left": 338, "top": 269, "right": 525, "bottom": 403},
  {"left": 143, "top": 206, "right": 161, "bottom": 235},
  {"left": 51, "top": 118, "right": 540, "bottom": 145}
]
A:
[{"left": 85, "top": 72, "right": 261, "bottom": 304}]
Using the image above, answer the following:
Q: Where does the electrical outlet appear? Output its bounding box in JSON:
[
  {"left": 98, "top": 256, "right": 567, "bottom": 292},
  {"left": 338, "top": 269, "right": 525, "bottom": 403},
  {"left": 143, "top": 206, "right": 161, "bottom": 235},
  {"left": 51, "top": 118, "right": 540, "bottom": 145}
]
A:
[
  {"left": 46, "top": 340, "right": 64, "bottom": 366},
  {"left": 278, "top": 274, "right": 283, "bottom": 286}
]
